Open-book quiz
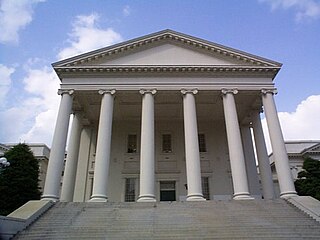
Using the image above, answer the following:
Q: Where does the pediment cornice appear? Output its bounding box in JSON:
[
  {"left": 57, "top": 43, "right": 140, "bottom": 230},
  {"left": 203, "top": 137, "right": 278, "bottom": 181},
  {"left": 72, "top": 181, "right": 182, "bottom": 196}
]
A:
[{"left": 53, "top": 29, "right": 282, "bottom": 69}]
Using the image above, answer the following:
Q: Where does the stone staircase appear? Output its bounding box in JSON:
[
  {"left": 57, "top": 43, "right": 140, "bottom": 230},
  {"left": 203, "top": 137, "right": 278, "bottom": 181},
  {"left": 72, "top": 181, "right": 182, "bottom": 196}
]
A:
[{"left": 13, "top": 199, "right": 320, "bottom": 239}]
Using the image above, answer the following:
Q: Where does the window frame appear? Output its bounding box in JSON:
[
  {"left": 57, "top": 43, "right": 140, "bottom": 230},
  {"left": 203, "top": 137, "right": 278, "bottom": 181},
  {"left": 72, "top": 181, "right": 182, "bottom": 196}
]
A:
[
  {"left": 198, "top": 133, "right": 207, "bottom": 153},
  {"left": 161, "top": 133, "right": 173, "bottom": 153},
  {"left": 124, "top": 178, "right": 136, "bottom": 202},
  {"left": 127, "top": 133, "right": 138, "bottom": 154},
  {"left": 201, "top": 176, "right": 210, "bottom": 200}
]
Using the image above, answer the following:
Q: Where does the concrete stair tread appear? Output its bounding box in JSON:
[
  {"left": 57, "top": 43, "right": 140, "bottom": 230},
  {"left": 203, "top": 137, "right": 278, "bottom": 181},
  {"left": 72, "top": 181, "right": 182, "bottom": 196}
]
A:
[{"left": 14, "top": 200, "right": 320, "bottom": 239}]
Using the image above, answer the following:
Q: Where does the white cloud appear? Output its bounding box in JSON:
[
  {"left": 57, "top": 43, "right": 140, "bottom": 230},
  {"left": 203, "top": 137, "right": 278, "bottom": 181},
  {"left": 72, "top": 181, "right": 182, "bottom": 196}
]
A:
[
  {"left": 0, "top": 64, "right": 15, "bottom": 103},
  {"left": 0, "top": 66, "right": 60, "bottom": 145},
  {"left": 260, "top": 0, "right": 320, "bottom": 21},
  {"left": 0, "top": 0, "right": 45, "bottom": 44},
  {"left": 19, "top": 66, "right": 60, "bottom": 144},
  {"left": 262, "top": 95, "right": 320, "bottom": 153},
  {"left": 123, "top": 5, "right": 131, "bottom": 17},
  {"left": 1, "top": 13, "right": 123, "bottom": 146},
  {"left": 58, "top": 13, "right": 123, "bottom": 59}
]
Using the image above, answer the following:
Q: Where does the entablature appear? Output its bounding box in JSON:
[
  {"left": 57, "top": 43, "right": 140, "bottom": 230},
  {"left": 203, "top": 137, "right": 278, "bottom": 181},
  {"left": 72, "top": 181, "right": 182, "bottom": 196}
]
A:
[{"left": 54, "top": 65, "right": 280, "bottom": 80}]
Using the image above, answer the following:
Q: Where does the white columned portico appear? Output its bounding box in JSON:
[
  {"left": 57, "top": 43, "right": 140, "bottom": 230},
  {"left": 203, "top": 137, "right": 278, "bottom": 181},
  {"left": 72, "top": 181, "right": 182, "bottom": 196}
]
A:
[
  {"left": 60, "top": 113, "right": 82, "bottom": 202},
  {"left": 90, "top": 89, "right": 115, "bottom": 202},
  {"left": 137, "top": 89, "right": 157, "bottom": 202},
  {"left": 251, "top": 111, "right": 275, "bottom": 199},
  {"left": 181, "top": 89, "right": 205, "bottom": 201},
  {"left": 261, "top": 89, "right": 297, "bottom": 198},
  {"left": 221, "top": 89, "right": 252, "bottom": 200},
  {"left": 42, "top": 89, "right": 74, "bottom": 201}
]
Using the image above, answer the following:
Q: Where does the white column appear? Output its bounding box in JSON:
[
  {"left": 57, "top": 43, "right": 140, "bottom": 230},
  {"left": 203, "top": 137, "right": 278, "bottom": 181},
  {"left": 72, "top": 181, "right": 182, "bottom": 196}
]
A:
[
  {"left": 42, "top": 89, "right": 74, "bottom": 201},
  {"left": 60, "top": 113, "right": 82, "bottom": 202},
  {"left": 73, "top": 127, "right": 92, "bottom": 202},
  {"left": 251, "top": 111, "right": 275, "bottom": 199},
  {"left": 90, "top": 89, "right": 115, "bottom": 202},
  {"left": 240, "top": 125, "right": 261, "bottom": 197},
  {"left": 261, "top": 89, "right": 297, "bottom": 198},
  {"left": 137, "top": 89, "right": 157, "bottom": 202},
  {"left": 181, "top": 89, "right": 205, "bottom": 201},
  {"left": 221, "top": 88, "right": 252, "bottom": 200}
]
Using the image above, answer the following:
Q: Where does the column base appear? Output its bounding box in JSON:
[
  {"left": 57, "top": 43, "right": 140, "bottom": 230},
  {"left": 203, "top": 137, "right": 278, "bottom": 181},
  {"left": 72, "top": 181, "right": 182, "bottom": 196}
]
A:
[
  {"left": 233, "top": 192, "right": 254, "bottom": 200},
  {"left": 89, "top": 195, "right": 108, "bottom": 202},
  {"left": 137, "top": 194, "right": 156, "bottom": 202},
  {"left": 186, "top": 194, "right": 206, "bottom": 201},
  {"left": 41, "top": 194, "right": 59, "bottom": 202},
  {"left": 280, "top": 191, "right": 298, "bottom": 199}
]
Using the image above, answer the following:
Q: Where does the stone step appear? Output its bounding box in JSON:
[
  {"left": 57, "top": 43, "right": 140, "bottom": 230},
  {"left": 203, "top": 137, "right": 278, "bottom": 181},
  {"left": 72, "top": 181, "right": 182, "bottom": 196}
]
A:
[{"left": 14, "top": 200, "right": 320, "bottom": 239}]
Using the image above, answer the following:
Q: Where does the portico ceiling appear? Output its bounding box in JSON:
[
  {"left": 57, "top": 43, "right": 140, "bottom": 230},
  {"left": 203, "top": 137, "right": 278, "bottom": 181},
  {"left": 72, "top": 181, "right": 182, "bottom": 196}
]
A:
[{"left": 73, "top": 90, "right": 261, "bottom": 126}]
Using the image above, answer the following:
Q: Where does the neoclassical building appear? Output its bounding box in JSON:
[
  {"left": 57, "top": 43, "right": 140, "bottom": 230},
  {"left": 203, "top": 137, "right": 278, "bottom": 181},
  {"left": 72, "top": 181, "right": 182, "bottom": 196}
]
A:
[{"left": 42, "top": 30, "right": 297, "bottom": 203}]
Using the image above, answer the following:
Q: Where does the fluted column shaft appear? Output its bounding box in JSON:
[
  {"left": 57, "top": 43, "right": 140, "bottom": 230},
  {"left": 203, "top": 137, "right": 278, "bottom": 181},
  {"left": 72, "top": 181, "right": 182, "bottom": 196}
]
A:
[
  {"left": 138, "top": 89, "right": 157, "bottom": 202},
  {"left": 261, "top": 89, "right": 297, "bottom": 198},
  {"left": 90, "top": 89, "right": 115, "bottom": 202},
  {"left": 181, "top": 89, "right": 205, "bottom": 201},
  {"left": 222, "top": 89, "right": 252, "bottom": 200},
  {"left": 42, "top": 89, "right": 74, "bottom": 201},
  {"left": 60, "top": 113, "right": 82, "bottom": 202}
]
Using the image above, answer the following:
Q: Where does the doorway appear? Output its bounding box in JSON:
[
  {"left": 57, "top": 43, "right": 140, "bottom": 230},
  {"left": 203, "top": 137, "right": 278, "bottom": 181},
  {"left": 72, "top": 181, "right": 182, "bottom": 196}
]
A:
[{"left": 160, "top": 181, "right": 176, "bottom": 201}]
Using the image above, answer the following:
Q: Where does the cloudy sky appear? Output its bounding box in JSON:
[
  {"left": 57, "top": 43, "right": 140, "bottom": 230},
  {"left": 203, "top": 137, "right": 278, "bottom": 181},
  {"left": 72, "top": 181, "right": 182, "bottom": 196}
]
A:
[{"left": 0, "top": 0, "right": 319, "bottom": 151}]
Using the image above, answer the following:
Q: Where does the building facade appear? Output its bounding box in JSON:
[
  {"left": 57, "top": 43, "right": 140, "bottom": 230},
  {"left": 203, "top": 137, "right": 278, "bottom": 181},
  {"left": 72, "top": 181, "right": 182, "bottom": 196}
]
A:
[
  {"left": 270, "top": 140, "right": 320, "bottom": 197},
  {"left": 1, "top": 143, "right": 50, "bottom": 192},
  {"left": 42, "top": 30, "right": 297, "bottom": 202}
]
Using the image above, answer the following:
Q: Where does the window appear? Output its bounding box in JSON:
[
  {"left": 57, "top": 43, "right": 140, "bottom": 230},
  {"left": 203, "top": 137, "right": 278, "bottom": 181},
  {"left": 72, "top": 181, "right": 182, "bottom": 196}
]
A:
[
  {"left": 124, "top": 178, "right": 136, "bottom": 202},
  {"left": 127, "top": 134, "right": 137, "bottom": 153},
  {"left": 202, "top": 177, "right": 210, "bottom": 200},
  {"left": 162, "top": 134, "right": 172, "bottom": 153},
  {"left": 198, "top": 134, "right": 207, "bottom": 152},
  {"left": 160, "top": 181, "right": 176, "bottom": 201}
]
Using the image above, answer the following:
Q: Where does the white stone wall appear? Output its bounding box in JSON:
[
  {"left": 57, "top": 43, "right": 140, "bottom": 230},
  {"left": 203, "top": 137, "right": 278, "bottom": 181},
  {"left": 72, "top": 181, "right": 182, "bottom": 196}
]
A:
[{"left": 72, "top": 118, "right": 261, "bottom": 202}]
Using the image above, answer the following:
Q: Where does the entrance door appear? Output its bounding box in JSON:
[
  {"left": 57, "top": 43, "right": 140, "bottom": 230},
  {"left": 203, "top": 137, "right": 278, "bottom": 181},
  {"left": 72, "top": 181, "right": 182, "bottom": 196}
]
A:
[{"left": 160, "top": 181, "right": 176, "bottom": 201}]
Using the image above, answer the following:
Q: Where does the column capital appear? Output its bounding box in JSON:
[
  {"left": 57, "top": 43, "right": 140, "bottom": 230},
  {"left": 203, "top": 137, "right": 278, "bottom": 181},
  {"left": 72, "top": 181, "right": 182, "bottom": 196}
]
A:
[
  {"left": 98, "top": 89, "right": 116, "bottom": 95},
  {"left": 221, "top": 88, "right": 238, "bottom": 95},
  {"left": 180, "top": 88, "right": 198, "bottom": 95},
  {"left": 139, "top": 89, "right": 157, "bottom": 95},
  {"left": 58, "top": 89, "right": 74, "bottom": 96},
  {"left": 261, "top": 88, "right": 277, "bottom": 95}
]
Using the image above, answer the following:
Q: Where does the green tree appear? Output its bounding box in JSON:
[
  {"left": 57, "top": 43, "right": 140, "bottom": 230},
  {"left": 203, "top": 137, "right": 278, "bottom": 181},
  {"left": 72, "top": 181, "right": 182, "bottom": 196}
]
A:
[
  {"left": 294, "top": 157, "right": 320, "bottom": 201},
  {"left": 0, "top": 143, "right": 41, "bottom": 215}
]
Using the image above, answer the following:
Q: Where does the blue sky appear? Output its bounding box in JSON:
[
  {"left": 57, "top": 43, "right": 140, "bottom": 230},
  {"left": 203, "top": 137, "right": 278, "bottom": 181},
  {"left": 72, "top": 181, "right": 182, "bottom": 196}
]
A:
[{"left": 0, "top": 0, "right": 319, "bottom": 148}]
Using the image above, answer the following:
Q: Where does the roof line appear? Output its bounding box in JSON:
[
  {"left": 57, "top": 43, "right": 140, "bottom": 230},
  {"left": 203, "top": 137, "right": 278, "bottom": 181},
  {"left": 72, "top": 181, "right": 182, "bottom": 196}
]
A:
[{"left": 52, "top": 29, "right": 282, "bottom": 67}]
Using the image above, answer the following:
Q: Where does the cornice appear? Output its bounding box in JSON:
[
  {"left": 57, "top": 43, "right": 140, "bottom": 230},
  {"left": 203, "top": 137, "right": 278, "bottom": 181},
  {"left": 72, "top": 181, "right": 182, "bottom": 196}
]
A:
[
  {"left": 54, "top": 65, "right": 280, "bottom": 77},
  {"left": 52, "top": 29, "right": 282, "bottom": 69}
]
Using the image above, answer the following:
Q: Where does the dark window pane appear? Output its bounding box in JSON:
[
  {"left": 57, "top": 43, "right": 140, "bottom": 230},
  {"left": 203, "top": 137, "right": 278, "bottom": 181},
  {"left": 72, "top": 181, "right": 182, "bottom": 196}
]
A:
[
  {"left": 162, "top": 134, "right": 172, "bottom": 153},
  {"left": 125, "top": 178, "right": 135, "bottom": 202},
  {"left": 127, "top": 134, "right": 137, "bottom": 153}
]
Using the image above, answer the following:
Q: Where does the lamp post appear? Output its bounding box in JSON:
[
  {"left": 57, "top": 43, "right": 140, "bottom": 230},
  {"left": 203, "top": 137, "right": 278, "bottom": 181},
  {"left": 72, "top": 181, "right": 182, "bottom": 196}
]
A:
[{"left": 0, "top": 157, "right": 10, "bottom": 169}]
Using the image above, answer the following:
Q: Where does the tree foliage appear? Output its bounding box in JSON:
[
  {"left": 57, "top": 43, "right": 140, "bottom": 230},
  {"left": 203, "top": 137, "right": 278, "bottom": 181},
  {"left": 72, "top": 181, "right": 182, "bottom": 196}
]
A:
[
  {"left": 0, "top": 143, "right": 41, "bottom": 215},
  {"left": 294, "top": 157, "right": 320, "bottom": 201}
]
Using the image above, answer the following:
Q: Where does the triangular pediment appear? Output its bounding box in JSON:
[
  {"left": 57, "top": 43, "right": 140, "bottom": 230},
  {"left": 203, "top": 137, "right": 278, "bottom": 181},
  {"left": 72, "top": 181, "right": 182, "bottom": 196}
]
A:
[
  {"left": 90, "top": 43, "right": 245, "bottom": 66},
  {"left": 53, "top": 29, "right": 281, "bottom": 68}
]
